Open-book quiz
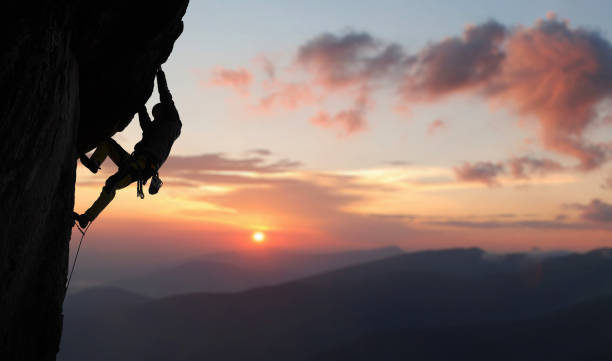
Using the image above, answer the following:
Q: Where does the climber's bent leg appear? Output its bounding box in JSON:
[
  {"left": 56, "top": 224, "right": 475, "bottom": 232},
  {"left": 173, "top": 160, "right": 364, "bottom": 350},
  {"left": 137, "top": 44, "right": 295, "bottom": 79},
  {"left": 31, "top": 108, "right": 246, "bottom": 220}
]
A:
[
  {"left": 80, "top": 140, "right": 111, "bottom": 174},
  {"left": 89, "top": 142, "right": 110, "bottom": 166},
  {"left": 80, "top": 139, "right": 130, "bottom": 174},
  {"left": 90, "top": 138, "right": 129, "bottom": 167},
  {"left": 83, "top": 188, "right": 116, "bottom": 222},
  {"left": 82, "top": 167, "right": 134, "bottom": 222},
  {"left": 104, "top": 138, "right": 130, "bottom": 166}
]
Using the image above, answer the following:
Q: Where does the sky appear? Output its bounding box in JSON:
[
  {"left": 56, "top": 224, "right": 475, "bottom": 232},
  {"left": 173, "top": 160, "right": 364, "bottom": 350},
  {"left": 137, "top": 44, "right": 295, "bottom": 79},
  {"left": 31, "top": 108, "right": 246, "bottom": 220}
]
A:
[{"left": 73, "top": 0, "right": 612, "bottom": 270}]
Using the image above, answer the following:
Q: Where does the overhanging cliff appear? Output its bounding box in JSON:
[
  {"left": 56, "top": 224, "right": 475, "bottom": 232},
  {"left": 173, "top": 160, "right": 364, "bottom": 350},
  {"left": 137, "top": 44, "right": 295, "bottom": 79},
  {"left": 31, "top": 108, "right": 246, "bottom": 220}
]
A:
[{"left": 0, "top": 1, "right": 188, "bottom": 360}]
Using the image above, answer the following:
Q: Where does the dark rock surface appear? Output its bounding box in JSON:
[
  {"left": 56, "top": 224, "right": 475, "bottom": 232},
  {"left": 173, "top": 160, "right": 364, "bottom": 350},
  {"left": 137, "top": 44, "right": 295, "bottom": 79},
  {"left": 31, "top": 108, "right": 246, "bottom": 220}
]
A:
[{"left": 0, "top": 1, "right": 188, "bottom": 360}]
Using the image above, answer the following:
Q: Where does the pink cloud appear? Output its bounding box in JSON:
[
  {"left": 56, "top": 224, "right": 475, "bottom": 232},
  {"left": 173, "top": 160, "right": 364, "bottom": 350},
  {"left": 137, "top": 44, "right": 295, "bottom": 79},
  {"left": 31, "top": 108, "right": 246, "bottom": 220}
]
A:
[
  {"left": 256, "top": 81, "right": 315, "bottom": 111},
  {"left": 210, "top": 67, "right": 252, "bottom": 94},
  {"left": 209, "top": 16, "right": 612, "bottom": 167},
  {"left": 489, "top": 17, "right": 612, "bottom": 170},
  {"left": 254, "top": 32, "right": 403, "bottom": 129},
  {"left": 427, "top": 119, "right": 446, "bottom": 135},
  {"left": 310, "top": 89, "right": 369, "bottom": 136},
  {"left": 402, "top": 16, "right": 612, "bottom": 169},
  {"left": 311, "top": 109, "right": 367, "bottom": 137}
]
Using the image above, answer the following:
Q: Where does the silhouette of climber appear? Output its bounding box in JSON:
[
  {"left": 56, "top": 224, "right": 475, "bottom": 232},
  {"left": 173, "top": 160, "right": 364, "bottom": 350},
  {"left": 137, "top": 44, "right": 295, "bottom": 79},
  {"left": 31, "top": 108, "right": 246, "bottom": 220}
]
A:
[{"left": 74, "top": 67, "right": 181, "bottom": 228}]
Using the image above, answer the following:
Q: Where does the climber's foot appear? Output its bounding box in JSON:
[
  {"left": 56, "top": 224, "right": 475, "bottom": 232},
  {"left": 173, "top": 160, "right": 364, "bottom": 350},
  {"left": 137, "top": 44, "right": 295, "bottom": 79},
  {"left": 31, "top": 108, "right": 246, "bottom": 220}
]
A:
[{"left": 79, "top": 154, "right": 100, "bottom": 174}]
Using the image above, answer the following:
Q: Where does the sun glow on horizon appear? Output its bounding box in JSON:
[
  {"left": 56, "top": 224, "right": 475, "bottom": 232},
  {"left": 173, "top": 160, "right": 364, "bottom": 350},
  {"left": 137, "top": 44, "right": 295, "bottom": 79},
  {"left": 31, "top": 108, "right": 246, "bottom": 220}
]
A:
[{"left": 252, "top": 231, "right": 266, "bottom": 243}]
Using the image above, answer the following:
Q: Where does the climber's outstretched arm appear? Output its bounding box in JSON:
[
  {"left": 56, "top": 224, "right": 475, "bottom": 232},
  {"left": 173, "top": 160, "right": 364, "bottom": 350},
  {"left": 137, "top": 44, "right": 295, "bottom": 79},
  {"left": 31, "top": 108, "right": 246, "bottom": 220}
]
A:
[
  {"left": 157, "top": 67, "right": 173, "bottom": 104},
  {"left": 138, "top": 105, "right": 152, "bottom": 131}
]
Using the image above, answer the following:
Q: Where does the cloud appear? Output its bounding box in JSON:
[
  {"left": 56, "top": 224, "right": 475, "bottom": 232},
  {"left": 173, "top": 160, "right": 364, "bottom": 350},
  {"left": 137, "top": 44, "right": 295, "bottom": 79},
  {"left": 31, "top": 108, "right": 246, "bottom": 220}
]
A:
[
  {"left": 453, "top": 156, "right": 565, "bottom": 186},
  {"left": 602, "top": 174, "right": 612, "bottom": 189},
  {"left": 508, "top": 156, "right": 564, "bottom": 179},
  {"left": 199, "top": 178, "right": 421, "bottom": 244},
  {"left": 246, "top": 148, "right": 272, "bottom": 156},
  {"left": 296, "top": 32, "right": 404, "bottom": 89},
  {"left": 210, "top": 15, "right": 612, "bottom": 169},
  {"left": 488, "top": 16, "right": 612, "bottom": 170},
  {"left": 293, "top": 32, "right": 403, "bottom": 133},
  {"left": 256, "top": 82, "right": 316, "bottom": 111},
  {"left": 310, "top": 90, "right": 369, "bottom": 136},
  {"left": 454, "top": 161, "right": 505, "bottom": 186},
  {"left": 157, "top": 154, "right": 403, "bottom": 193},
  {"left": 429, "top": 219, "right": 592, "bottom": 230},
  {"left": 311, "top": 110, "right": 367, "bottom": 136},
  {"left": 210, "top": 67, "right": 252, "bottom": 94},
  {"left": 77, "top": 153, "right": 303, "bottom": 189},
  {"left": 427, "top": 119, "right": 446, "bottom": 135},
  {"left": 163, "top": 153, "right": 300, "bottom": 174},
  {"left": 573, "top": 199, "right": 612, "bottom": 223},
  {"left": 386, "top": 160, "right": 412, "bottom": 166},
  {"left": 203, "top": 179, "right": 359, "bottom": 219},
  {"left": 255, "top": 55, "right": 276, "bottom": 79},
  {"left": 249, "top": 32, "right": 404, "bottom": 132},
  {"left": 402, "top": 15, "right": 612, "bottom": 169},
  {"left": 401, "top": 20, "right": 507, "bottom": 100}
]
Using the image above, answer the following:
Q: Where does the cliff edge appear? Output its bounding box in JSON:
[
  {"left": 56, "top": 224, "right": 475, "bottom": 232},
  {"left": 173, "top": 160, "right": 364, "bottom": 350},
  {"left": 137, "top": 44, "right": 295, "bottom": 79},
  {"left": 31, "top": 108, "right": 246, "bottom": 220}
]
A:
[{"left": 0, "top": 1, "right": 188, "bottom": 360}]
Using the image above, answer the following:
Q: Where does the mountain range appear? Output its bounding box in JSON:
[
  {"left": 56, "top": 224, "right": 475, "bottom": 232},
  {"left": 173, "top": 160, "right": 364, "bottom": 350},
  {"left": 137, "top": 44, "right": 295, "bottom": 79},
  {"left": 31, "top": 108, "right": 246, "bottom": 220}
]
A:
[{"left": 59, "top": 248, "right": 612, "bottom": 361}]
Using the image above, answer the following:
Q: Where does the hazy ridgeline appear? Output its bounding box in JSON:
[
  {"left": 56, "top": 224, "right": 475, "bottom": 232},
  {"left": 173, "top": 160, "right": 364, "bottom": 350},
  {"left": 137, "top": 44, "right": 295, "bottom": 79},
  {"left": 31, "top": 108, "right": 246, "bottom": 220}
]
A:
[{"left": 59, "top": 247, "right": 612, "bottom": 361}]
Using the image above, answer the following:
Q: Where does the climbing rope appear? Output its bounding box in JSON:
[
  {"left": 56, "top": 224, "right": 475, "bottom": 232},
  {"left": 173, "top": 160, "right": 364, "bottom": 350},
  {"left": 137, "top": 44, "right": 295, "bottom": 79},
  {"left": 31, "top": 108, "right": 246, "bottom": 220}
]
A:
[{"left": 66, "top": 221, "right": 92, "bottom": 291}]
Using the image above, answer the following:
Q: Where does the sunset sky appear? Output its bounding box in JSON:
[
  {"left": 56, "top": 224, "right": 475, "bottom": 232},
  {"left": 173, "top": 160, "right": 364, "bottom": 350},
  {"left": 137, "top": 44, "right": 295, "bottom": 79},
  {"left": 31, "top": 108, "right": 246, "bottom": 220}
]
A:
[{"left": 73, "top": 0, "right": 612, "bottom": 267}]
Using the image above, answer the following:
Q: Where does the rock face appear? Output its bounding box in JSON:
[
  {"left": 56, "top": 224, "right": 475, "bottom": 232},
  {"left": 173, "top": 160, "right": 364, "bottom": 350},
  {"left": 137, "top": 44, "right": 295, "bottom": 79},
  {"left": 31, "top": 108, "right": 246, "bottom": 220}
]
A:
[{"left": 0, "top": 1, "right": 188, "bottom": 360}]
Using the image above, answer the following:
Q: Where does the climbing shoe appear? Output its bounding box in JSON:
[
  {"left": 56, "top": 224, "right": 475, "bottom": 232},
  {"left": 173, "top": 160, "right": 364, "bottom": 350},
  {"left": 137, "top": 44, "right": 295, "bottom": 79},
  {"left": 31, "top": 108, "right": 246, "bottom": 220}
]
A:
[
  {"left": 80, "top": 154, "right": 100, "bottom": 174},
  {"left": 73, "top": 212, "right": 90, "bottom": 229},
  {"left": 149, "top": 173, "right": 163, "bottom": 195}
]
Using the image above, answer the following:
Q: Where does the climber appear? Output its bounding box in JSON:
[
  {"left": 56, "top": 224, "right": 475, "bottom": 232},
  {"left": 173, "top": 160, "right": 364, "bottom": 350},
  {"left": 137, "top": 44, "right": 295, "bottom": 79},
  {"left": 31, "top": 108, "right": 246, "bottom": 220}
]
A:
[{"left": 74, "top": 67, "right": 182, "bottom": 228}]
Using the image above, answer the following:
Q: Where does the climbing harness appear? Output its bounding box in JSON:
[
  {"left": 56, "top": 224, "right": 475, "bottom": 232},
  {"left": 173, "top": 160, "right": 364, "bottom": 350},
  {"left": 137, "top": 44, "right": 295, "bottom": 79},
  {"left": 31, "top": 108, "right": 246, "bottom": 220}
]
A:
[
  {"left": 132, "top": 153, "right": 160, "bottom": 199},
  {"left": 66, "top": 221, "right": 92, "bottom": 291}
]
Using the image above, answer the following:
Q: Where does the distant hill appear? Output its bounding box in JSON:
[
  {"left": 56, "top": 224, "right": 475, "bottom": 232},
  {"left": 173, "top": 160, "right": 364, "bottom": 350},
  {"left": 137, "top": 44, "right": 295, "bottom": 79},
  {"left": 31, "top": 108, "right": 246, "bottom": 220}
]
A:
[
  {"left": 60, "top": 288, "right": 151, "bottom": 361},
  {"left": 64, "top": 287, "right": 150, "bottom": 314},
  {"left": 109, "top": 246, "right": 404, "bottom": 296},
  {"left": 59, "top": 248, "right": 612, "bottom": 361},
  {"left": 318, "top": 295, "right": 612, "bottom": 361}
]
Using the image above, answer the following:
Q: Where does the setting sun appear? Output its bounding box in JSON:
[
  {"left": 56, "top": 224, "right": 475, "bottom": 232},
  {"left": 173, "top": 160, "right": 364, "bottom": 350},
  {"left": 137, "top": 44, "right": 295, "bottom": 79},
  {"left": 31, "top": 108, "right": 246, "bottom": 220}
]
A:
[{"left": 252, "top": 231, "right": 265, "bottom": 243}]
